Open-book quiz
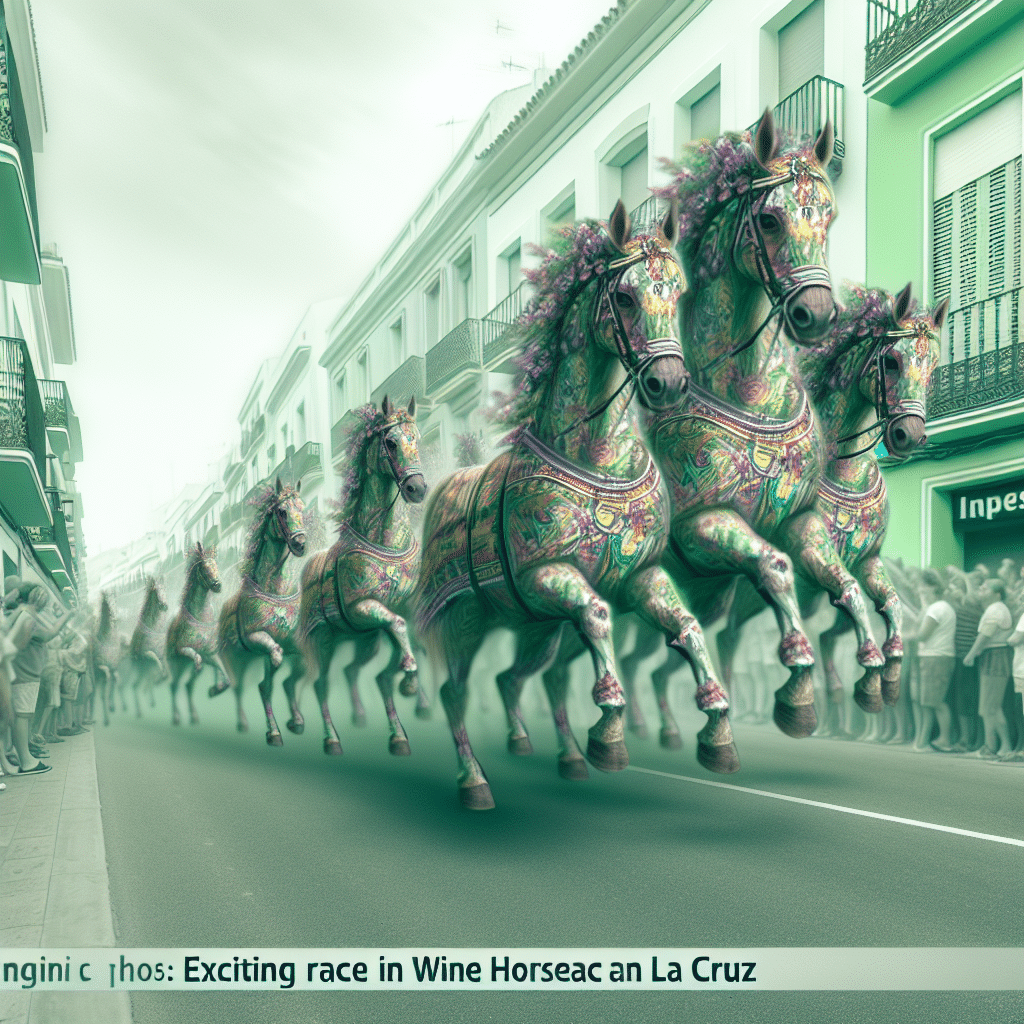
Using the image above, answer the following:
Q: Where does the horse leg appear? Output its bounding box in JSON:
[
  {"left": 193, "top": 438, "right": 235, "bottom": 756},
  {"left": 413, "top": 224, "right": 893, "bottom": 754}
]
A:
[
  {"left": 258, "top": 656, "right": 284, "bottom": 747},
  {"left": 516, "top": 563, "right": 630, "bottom": 773},
  {"left": 495, "top": 623, "right": 562, "bottom": 756},
  {"left": 374, "top": 640, "right": 412, "bottom": 756},
  {"left": 97, "top": 666, "right": 111, "bottom": 726},
  {"left": 776, "top": 511, "right": 886, "bottom": 716},
  {"left": 168, "top": 660, "right": 184, "bottom": 726},
  {"left": 618, "top": 618, "right": 657, "bottom": 739},
  {"left": 541, "top": 629, "right": 590, "bottom": 779},
  {"left": 344, "top": 632, "right": 380, "bottom": 727},
  {"left": 183, "top": 667, "right": 201, "bottom": 726},
  {"left": 717, "top": 579, "right": 769, "bottom": 695},
  {"left": 858, "top": 554, "right": 903, "bottom": 706},
  {"left": 243, "top": 630, "right": 284, "bottom": 669},
  {"left": 219, "top": 647, "right": 250, "bottom": 733},
  {"left": 410, "top": 637, "right": 432, "bottom": 719},
  {"left": 281, "top": 653, "right": 306, "bottom": 734},
  {"left": 203, "top": 651, "right": 230, "bottom": 713},
  {"left": 307, "top": 625, "right": 343, "bottom": 755},
  {"left": 622, "top": 566, "right": 738, "bottom": 774},
  {"left": 817, "top": 609, "right": 854, "bottom": 738}
]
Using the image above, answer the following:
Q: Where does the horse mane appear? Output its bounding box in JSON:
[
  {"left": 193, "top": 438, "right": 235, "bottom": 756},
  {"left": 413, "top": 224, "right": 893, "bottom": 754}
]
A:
[
  {"left": 98, "top": 593, "right": 113, "bottom": 634},
  {"left": 238, "top": 483, "right": 299, "bottom": 579},
  {"left": 654, "top": 129, "right": 819, "bottom": 287},
  {"left": 183, "top": 544, "right": 210, "bottom": 591},
  {"left": 141, "top": 576, "right": 162, "bottom": 615},
  {"left": 454, "top": 431, "right": 484, "bottom": 468},
  {"left": 493, "top": 219, "right": 621, "bottom": 433}
]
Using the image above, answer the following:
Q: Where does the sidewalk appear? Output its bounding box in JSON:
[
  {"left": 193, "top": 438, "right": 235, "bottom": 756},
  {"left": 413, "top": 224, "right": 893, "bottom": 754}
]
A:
[{"left": 0, "top": 729, "right": 132, "bottom": 1024}]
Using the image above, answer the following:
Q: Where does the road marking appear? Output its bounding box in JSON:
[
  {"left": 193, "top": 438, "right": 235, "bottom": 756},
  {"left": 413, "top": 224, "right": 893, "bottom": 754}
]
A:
[{"left": 628, "top": 765, "right": 1024, "bottom": 848}]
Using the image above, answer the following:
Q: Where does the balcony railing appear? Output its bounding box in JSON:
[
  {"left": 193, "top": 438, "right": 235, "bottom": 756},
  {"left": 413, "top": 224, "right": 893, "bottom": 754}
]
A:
[
  {"left": 927, "top": 287, "right": 1023, "bottom": 419},
  {"left": 271, "top": 439, "right": 323, "bottom": 486},
  {"left": 747, "top": 77, "right": 845, "bottom": 174},
  {"left": 0, "top": 337, "right": 46, "bottom": 482},
  {"left": 426, "top": 318, "right": 484, "bottom": 398},
  {"left": 482, "top": 282, "right": 529, "bottom": 372},
  {"left": 240, "top": 413, "right": 266, "bottom": 456},
  {"left": 371, "top": 355, "right": 427, "bottom": 409},
  {"left": 628, "top": 195, "right": 664, "bottom": 235},
  {"left": 38, "top": 379, "right": 70, "bottom": 428},
  {"left": 866, "top": 0, "right": 978, "bottom": 82}
]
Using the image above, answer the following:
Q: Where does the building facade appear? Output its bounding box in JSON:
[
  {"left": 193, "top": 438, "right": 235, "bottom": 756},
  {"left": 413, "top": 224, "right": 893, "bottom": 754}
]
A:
[{"left": 0, "top": 0, "right": 84, "bottom": 608}]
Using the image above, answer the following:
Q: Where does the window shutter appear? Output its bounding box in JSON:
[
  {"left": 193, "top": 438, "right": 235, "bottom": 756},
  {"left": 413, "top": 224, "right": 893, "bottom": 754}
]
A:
[{"left": 778, "top": 0, "right": 824, "bottom": 99}]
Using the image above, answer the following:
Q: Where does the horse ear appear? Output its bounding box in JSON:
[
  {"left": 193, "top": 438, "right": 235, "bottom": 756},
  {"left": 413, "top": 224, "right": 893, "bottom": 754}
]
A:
[
  {"left": 295, "top": 478, "right": 302, "bottom": 494},
  {"left": 408, "top": 394, "right": 416, "bottom": 418},
  {"left": 932, "top": 296, "right": 950, "bottom": 330},
  {"left": 814, "top": 118, "right": 834, "bottom": 169},
  {"left": 894, "top": 282, "right": 912, "bottom": 322},
  {"left": 608, "top": 199, "right": 631, "bottom": 253},
  {"left": 382, "top": 394, "right": 393, "bottom": 416},
  {"left": 657, "top": 199, "right": 679, "bottom": 250},
  {"left": 196, "top": 539, "right": 204, "bottom": 556},
  {"left": 275, "top": 476, "right": 283, "bottom": 494},
  {"left": 754, "top": 108, "right": 779, "bottom": 170}
]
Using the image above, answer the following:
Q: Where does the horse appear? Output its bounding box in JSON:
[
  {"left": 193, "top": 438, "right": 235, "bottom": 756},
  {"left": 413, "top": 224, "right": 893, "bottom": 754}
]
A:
[
  {"left": 91, "top": 591, "right": 122, "bottom": 726},
  {"left": 127, "top": 577, "right": 169, "bottom": 717},
  {"left": 165, "top": 541, "right": 227, "bottom": 726},
  {"left": 415, "top": 200, "right": 733, "bottom": 811},
  {"left": 299, "top": 396, "right": 427, "bottom": 756},
  {"left": 213, "top": 477, "right": 307, "bottom": 743},
  {"left": 720, "top": 282, "right": 947, "bottom": 735}
]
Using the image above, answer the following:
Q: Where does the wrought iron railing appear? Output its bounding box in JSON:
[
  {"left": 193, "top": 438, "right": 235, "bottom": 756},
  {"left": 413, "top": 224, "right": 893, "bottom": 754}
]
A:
[
  {"left": 866, "top": 0, "right": 979, "bottom": 82},
  {"left": 289, "top": 441, "right": 322, "bottom": 482},
  {"left": 747, "top": 77, "right": 845, "bottom": 167},
  {"left": 39, "top": 379, "right": 70, "bottom": 429},
  {"left": 927, "top": 287, "right": 1023, "bottom": 419},
  {"left": 482, "top": 283, "right": 529, "bottom": 370},
  {"left": 629, "top": 195, "right": 663, "bottom": 234},
  {"left": 426, "top": 318, "right": 484, "bottom": 397},
  {"left": 0, "top": 336, "right": 46, "bottom": 481},
  {"left": 370, "top": 354, "right": 427, "bottom": 408}
]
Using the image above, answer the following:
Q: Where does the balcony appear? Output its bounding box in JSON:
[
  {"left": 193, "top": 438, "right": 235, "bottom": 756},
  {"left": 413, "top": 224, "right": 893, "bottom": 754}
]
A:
[
  {"left": 865, "top": 0, "right": 1017, "bottom": 102},
  {"left": 26, "top": 513, "right": 76, "bottom": 589},
  {"left": 426, "top": 318, "right": 485, "bottom": 400},
  {"left": 220, "top": 499, "right": 245, "bottom": 534},
  {"left": 0, "top": 337, "right": 49, "bottom": 527},
  {"left": 203, "top": 523, "right": 220, "bottom": 549},
  {"left": 223, "top": 458, "right": 243, "bottom": 487},
  {"left": 371, "top": 355, "right": 427, "bottom": 410},
  {"left": 482, "top": 283, "right": 529, "bottom": 373},
  {"left": 240, "top": 413, "right": 265, "bottom": 456},
  {"left": 747, "top": 77, "right": 845, "bottom": 177},
  {"left": 927, "top": 287, "right": 1022, "bottom": 421},
  {"left": 271, "top": 439, "right": 323, "bottom": 487},
  {"left": 38, "top": 378, "right": 73, "bottom": 459}
]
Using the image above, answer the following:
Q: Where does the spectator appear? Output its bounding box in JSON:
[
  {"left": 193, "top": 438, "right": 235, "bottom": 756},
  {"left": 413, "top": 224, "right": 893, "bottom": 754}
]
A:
[
  {"left": 946, "top": 574, "right": 983, "bottom": 752},
  {"left": 1004, "top": 606, "right": 1024, "bottom": 763},
  {"left": 963, "top": 577, "right": 1014, "bottom": 759},
  {"left": 907, "top": 569, "right": 955, "bottom": 752}
]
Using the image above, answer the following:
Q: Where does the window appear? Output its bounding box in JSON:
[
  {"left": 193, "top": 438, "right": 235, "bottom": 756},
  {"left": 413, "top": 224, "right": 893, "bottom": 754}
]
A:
[
  {"left": 389, "top": 314, "right": 405, "bottom": 367},
  {"left": 689, "top": 84, "right": 720, "bottom": 143},
  {"left": 296, "top": 402, "right": 306, "bottom": 447},
  {"left": 500, "top": 240, "right": 522, "bottom": 301},
  {"left": 453, "top": 248, "right": 473, "bottom": 324},
  {"left": 602, "top": 130, "right": 649, "bottom": 217},
  {"left": 778, "top": 0, "right": 823, "bottom": 100},
  {"left": 424, "top": 278, "right": 441, "bottom": 347},
  {"left": 543, "top": 189, "right": 576, "bottom": 239},
  {"left": 355, "top": 349, "right": 369, "bottom": 404},
  {"left": 932, "top": 90, "right": 1022, "bottom": 363},
  {"left": 280, "top": 424, "right": 288, "bottom": 455},
  {"left": 335, "top": 372, "right": 348, "bottom": 420}
]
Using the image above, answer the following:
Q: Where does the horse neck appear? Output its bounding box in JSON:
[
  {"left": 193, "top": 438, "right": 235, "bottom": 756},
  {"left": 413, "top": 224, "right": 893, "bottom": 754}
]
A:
[
  {"left": 683, "top": 218, "right": 806, "bottom": 418},
  {"left": 140, "top": 591, "right": 161, "bottom": 627},
  {"left": 181, "top": 568, "right": 212, "bottom": 620},
  {"left": 532, "top": 296, "right": 646, "bottom": 476},
  {"left": 249, "top": 517, "right": 291, "bottom": 592},
  {"left": 350, "top": 467, "right": 411, "bottom": 548}
]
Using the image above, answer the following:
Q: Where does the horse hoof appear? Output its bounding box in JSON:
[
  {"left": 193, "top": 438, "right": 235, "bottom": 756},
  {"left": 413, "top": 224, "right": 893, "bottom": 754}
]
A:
[
  {"left": 558, "top": 757, "right": 589, "bottom": 781},
  {"left": 881, "top": 678, "right": 900, "bottom": 707},
  {"left": 629, "top": 723, "right": 649, "bottom": 740},
  {"left": 190, "top": 716, "right": 200, "bottom": 726},
  {"left": 324, "top": 739, "right": 343, "bottom": 756},
  {"left": 773, "top": 699, "right": 817, "bottom": 738},
  {"left": 415, "top": 706, "right": 432, "bottom": 720},
  {"left": 237, "top": 722, "right": 249, "bottom": 733},
  {"left": 267, "top": 731, "right": 283, "bottom": 747},
  {"left": 389, "top": 736, "right": 412, "bottom": 756},
  {"left": 398, "top": 676, "right": 418, "bottom": 698},
  {"left": 586, "top": 736, "right": 629, "bottom": 772},
  {"left": 854, "top": 689, "right": 884, "bottom": 714},
  {"left": 172, "top": 716, "right": 180, "bottom": 727},
  {"left": 286, "top": 719, "right": 304, "bottom": 735},
  {"left": 459, "top": 783, "right": 495, "bottom": 810},
  {"left": 659, "top": 728, "right": 683, "bottom": 750},
  {"left": 208, "top": 682, "right": 228, "bottom": 699},
  {"left": 352, "top": 713, "right": 367, "bottom": 728},
  {"left": 270, "top": 648, "right": 284, "bottom": 668},
  {"left": 697, "top": 740, "right": 740, "bottom": 774},
  {"left": 508, "top": 736, "right": 533, "bottom": 756}
]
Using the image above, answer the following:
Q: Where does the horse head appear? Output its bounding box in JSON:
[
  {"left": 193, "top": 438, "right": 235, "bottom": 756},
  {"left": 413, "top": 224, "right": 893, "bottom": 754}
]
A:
[
  {"left": 736, "top": 108, "right": 838, "bottom": 343},
  {"left": 145, "top": 575, "right": 169, "bottom": 615},
  {"left": 376, "top": 395, "right": 427, "bottom": 504},
  {"left": 193, "top": 540, "right": 222, "bottom": 593},
  {"left": 599, "top": 200, "right": 688, "bottom": 411},
  {"left": 269, "top": 477, "right": 307, "bottom": 557}
]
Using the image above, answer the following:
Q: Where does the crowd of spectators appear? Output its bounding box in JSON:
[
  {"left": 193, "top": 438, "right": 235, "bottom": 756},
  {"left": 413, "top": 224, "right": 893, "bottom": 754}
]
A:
[
  {"left": 0, "top": 575, "right": 94, "bottom": 791},
  {"left": 729, "top": 558, "right": 1024, "bottom": 762}
]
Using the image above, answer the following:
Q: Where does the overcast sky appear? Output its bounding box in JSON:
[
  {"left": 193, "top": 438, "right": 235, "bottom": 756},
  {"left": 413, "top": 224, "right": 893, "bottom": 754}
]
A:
[{"left": 32, "top": 0, "right": 616, "bottom": 556}]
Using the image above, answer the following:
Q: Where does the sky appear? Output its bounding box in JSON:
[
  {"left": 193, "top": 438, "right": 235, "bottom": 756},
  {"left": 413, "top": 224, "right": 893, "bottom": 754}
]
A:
[{"left": 31, "top": 0, "right": 617, "bottom": 555}]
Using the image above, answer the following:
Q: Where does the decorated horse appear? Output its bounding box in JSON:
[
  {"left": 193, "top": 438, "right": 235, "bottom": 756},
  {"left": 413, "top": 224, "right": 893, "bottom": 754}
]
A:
[
  {"left": 165, "top": 541, "right": 228, "bottom": 726},
  {"left": 213, "top": 478, "right": 307, "bottom": 743},
  {"left": 91, "top": 591, "right": 122, "bottom": 726},
  {"left": 416, "top": 200, "right": 738, "bottom": 811},
  {"left": 299, "top": 397, "right": 427, "bottom": 756},
  {"left": 127, "top": 576, "right": 169, "bottom": 716},
  {"left": 719, "top": 282, "right": 946, "bottom": 734}
]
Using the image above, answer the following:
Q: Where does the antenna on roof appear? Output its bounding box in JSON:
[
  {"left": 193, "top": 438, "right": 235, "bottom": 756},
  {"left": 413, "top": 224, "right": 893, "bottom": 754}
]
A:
[
  {"left": 502, "top": 55, "right": 528, "bottom": 74},
  {"left": 496, "top": 18, "right": 513, "bottom": 35}
]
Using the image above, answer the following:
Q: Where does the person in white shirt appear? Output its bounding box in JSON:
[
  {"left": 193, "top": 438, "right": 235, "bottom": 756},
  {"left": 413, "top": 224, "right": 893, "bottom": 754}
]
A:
[
  {"left": 963, "top": 578, "right": 1014, "bottom": 759},
  {"left": 1003, "top": 602, "right": 1024, "bottom": 763},
  {"left": 908, "top": 569, "right": 955, "bottom": 752}
]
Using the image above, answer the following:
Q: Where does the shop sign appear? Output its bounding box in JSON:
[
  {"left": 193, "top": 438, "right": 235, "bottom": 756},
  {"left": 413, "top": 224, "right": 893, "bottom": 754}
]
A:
[{"left": 951, "top": 478, "right": 1024, "bottom": 532}]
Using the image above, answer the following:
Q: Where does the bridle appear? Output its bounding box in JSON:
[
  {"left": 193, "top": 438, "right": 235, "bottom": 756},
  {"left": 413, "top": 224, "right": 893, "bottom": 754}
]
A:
[
  {"left": 554, "top": 239, "right": 686, "bottom": 441},
  {"left": 708, "top": 157, "right": 834, "bottom": 373},
  {"left": 376, "top": 416, "right": 423, "bottom": 512}
]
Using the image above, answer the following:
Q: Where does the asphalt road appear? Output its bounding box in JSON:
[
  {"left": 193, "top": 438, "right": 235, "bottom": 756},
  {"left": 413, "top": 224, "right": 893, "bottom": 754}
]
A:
[{"left": 93, "top": 665, "right": 1024, "bottom": 1024}]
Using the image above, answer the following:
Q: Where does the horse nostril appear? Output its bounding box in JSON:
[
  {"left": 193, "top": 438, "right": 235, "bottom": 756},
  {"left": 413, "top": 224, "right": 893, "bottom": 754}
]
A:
[
  {"left": 647, "top": 376, "right": 664, "bottom": 394},
  {"left": 894, "top": 428, "right": 907, "bottom": 445},
  {"left": 791, "top": 306, "right": 812, "bottom": 328}
]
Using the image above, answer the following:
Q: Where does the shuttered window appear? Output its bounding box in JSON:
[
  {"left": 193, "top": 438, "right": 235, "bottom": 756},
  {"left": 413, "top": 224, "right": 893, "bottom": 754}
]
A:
[
  {"left": 690, "top": 84, "right": 720, "bottom": 143},
  {"left": 778, "top": 0, "right": 824, "bottom": 100}
]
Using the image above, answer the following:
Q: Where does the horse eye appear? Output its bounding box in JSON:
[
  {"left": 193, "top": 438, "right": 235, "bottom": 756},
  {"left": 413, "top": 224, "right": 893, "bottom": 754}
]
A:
[
  {"left": 883, "top": 355, "right": 899, "bottom": 373},
  {"left": 758, "top": 213, "right": 781, "bottom": 232},
  {"left": 386, "top": 437, "right": 398, "bottom": 451},
  {"left": 616, "top": 292, "right": 636, "bottom": 310}
]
